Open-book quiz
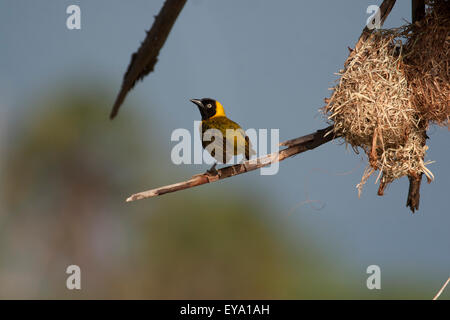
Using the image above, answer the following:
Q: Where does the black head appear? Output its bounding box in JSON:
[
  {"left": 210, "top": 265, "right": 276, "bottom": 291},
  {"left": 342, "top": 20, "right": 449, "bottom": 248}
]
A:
[{"left": 190, "top": 98, "right": 225, "bottom": 120}]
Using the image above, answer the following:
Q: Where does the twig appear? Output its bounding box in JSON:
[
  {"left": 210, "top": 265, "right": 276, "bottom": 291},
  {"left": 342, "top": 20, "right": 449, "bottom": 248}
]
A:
[
  {"left": 110, "top": 0, "right": 187, "bottom": 119},
  {"left": 345, "top": 0, "right": 397, "bottom": 67},
  {"left": 433, "top": 277, "right": 450, "bottom": 300},
  {"left": 126, "top": 126, "right": 335, "bottom": 202},
  {"left": 406, "top": 172, "right": 423, "bottom": 212},
  {"left": 359, "top": 0, "right": 397, "bottom": 40}
]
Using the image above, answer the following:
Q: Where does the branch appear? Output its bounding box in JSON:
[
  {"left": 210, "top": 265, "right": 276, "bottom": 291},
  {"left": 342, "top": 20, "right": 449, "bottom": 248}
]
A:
[
  {"left": 433, "top": 277, "right": 450, "bottom": 300},
  {"left": 406, "top": 0, "right": 427, "bottom": 213},
  {"left": 412, "top": 0, "right": 426, "bottom": 24},
  {"left": 345, "top": 0, "right": 397, "bottom": 66},
  {"left": 406, "top": 174, "right": 423, "bottom": 212},
  {"left": 126, "top": 126, "right": 335, "bottom": 202},
  {"left": 124, "top": 0, "right": 399, "bottom": 204},
  {"left": 405, "top": 117, "right": 428, "bottom": 213},
  {"left": 110, "top": 0, "right": 187, "bottom": 119},
  {"left": 341, "top": 0, "right": 427, "bottom": 213},
  {"left": 361, "top": 0, "right": 397, "bottom": 39}
]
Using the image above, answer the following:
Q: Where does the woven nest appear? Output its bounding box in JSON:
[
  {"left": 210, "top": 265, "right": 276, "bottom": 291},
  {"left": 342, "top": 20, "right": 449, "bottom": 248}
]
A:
[{"left": 323, "top": 0, "right": 449, "bottom": 195}]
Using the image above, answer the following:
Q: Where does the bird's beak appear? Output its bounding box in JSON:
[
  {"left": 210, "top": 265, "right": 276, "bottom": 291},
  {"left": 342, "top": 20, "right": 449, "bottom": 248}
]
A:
[{"left": 190, "top": 99, "right": 203, "bottom": 109}]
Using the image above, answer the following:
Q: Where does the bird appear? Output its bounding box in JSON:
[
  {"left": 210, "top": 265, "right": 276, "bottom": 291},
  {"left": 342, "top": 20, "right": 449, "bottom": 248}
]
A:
[{"left": 190, "top": 98, "right": 256, "bottom": 173}]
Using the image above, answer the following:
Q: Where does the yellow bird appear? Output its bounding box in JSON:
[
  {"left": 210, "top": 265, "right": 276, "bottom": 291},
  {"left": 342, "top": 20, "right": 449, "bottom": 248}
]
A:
[{"left": 190, "top": 98, "right": 256, "bottom": 173}]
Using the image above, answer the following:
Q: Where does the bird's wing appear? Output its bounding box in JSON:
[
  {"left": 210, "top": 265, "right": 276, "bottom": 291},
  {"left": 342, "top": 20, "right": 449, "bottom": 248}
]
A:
[
  {"left": 245, "top": 135, "right": 257, "bottom": 157},
  {"left": 225, "top": 127, "right": 249, "bottom": 155},
  {"left": 201, "top": 121, "right": 234, "bottom": 163},
  {"left": 223, "top": 121, "right": 256, "bottom": 160}
]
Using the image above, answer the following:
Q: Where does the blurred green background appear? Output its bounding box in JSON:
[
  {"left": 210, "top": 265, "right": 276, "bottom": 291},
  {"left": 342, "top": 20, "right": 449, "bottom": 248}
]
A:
[
  {"left": 0, "top": 0, "right": 448, "bottom": 299},
  {"left": 0, "top": 87, "right": 346, "bottom": 299}
]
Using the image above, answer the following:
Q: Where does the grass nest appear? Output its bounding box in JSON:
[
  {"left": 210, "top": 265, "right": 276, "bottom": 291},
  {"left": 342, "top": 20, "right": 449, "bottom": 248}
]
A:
[{"left": 323, "top": 0, "right": 449, "bottom": 196}]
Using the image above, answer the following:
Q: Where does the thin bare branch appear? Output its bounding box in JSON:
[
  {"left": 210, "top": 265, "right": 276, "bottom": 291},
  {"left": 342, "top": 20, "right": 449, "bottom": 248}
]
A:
[
  {"left": 280, "top": 131, "right": 318, "bottom": 148},
  {"left": 126, "top": 126, "right": 335, "bottom": 202},
  {"left": 412, "top": 0, "right": 425, "bottom": 24},
  {"left": 346, "top": 0, "right": 397, "bottom": 65},
  {"left": 406, "top": 173, "right": 423, "bottom": 212},
  {"left": 110, "top": 0, "right": 187, "bottom": 119},
  {"left": 406, "top": 0, "right": 427, "bottom": 213},
  {"left": 361, "top": 0, "right": 397, "bottom": 38},
  {"left": 433, "top": 277, "right": 450, "bottom": 300}
]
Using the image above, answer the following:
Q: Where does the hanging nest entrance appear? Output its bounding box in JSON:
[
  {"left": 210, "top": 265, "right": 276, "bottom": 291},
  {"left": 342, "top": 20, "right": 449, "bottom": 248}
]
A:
[{"left": 323, "top": 0, "right": 449, "bottom": 199}]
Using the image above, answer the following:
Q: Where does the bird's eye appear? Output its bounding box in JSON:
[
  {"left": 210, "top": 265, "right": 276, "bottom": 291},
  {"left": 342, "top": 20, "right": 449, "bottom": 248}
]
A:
[{"left": 207, "top": 104, "right": 212, "bottom": 108}]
